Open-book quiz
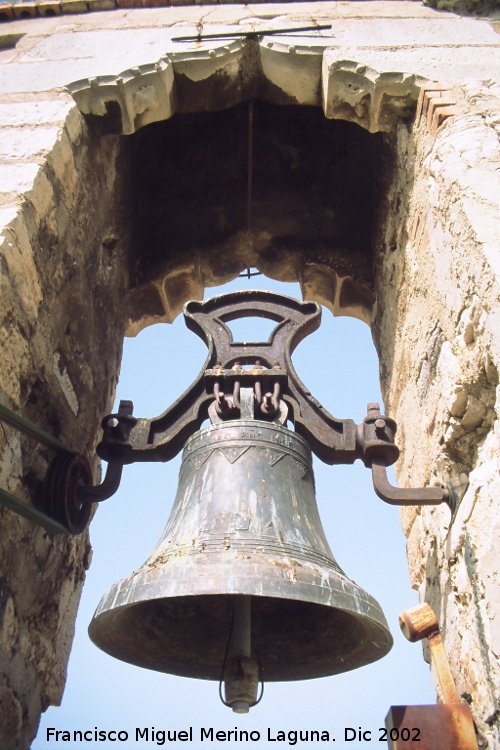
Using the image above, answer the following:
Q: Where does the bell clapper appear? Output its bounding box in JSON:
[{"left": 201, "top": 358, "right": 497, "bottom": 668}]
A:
[{"left": 223, "top": 595, "right": 259, "bottom": 714}]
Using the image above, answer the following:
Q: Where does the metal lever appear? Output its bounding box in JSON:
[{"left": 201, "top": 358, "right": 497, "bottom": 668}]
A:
[
  {"left": 399, "top": 603, "right": 460, "bottom": 704},
  {"left": 384, "top": 603, "right": 479, "bottom": 750}
]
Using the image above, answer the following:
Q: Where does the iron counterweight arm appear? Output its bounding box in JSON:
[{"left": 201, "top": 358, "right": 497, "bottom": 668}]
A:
[{"left": 96, "top": 291, "right": 358, "bottom": 465}]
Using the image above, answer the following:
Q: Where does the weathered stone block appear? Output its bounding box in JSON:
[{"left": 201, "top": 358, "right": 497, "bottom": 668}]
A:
[{"left": 0, "top": 127, "right": 60, "bottom": 160}]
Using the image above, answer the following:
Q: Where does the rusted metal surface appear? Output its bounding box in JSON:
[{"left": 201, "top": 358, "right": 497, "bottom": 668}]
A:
[
  {"left": 0, "top": 400, "right": 94, "bottom": 533},
  {"left": 89, "top": 418, "right": 392, "bottom": 682},
  {"left": 371, "top": 461, "right": 449, "bottom": 507},
  {"left": 1, "top": 291, "right": 456, "bottom": 531},
  {"left": 385, "top": 704, "right": 479, "bottom": 750},
  {"left": 43, "top": 453, "right": 93, "bottom": 534},
  {"left": 171, "top": 25, "right": 333, "bottom": 43},
  {"left": 389, "top": 604, "right": 480, "bottom": 750},
  {"left": 96, "top": 291, "right": 359, "bottom": 465},
  {"left": 85, "top": 290, "right": 458, "bottom": 513}
]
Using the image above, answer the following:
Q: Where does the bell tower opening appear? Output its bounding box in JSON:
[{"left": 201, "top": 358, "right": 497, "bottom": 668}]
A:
[
  {"left": 38, "top": 273, "right": 437, "bottom": 738},
  {"left": 2, "top": 7, "right": 497, "bottom": 746},
  {"left": 122, "top": 101, "right": 392, "bottom": 332}
]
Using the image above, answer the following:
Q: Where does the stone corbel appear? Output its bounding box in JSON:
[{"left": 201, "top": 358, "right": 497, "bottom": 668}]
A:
[
  {"left": 259, "top": 38, "right": 324, "bottom": 106},
  {"left": 67, "top": 57, "right": 174, "bottom": 136},
  {"left": 322, "top": 51, "right": 423, "bottom": 133}
]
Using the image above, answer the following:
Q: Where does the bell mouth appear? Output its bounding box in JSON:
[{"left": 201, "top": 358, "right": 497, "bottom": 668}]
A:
[{"left": 89, "top": 592, "right": 392, "bottom": 682}]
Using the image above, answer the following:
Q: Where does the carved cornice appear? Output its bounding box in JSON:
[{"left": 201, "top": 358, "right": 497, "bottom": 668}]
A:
[{"left": 67, "top": 39, "right": 429, "bottom": 136}]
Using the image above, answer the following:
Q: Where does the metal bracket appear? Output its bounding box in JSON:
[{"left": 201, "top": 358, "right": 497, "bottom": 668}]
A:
[
  {"left": 93, "top": 290, "right": 457, "bottom": 514},
  {"left": 0, "top": 291, "right": 459, "bottom": 534},
  {"left": 96, "top": 291, "right": 359, "bottom": 465},
  {"left": 359, "top": 403, "right": 458, "bottom": 511}
]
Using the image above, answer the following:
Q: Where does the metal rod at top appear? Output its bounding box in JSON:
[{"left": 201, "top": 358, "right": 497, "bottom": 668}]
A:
[
  {"left": 172, "top": 24, "right": 332, "bottom": 43},
  {"left": 246, "top": 99, "right": 254, "bottom": 233}
]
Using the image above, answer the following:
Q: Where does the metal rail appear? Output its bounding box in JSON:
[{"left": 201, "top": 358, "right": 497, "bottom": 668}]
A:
[
  {"left": 0, "top": 401, "right": 76, "bottom": 455},
  {"left": 0, "top": 486, "right": 69, "bottom": 535},
  {"left": 0, "top": 401, "right": 76, "bottom": 533}
]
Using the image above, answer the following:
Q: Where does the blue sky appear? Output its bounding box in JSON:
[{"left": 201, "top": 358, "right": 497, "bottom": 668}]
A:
[{"left": 34, "top": 275, "right": 435, "bottom": 749}]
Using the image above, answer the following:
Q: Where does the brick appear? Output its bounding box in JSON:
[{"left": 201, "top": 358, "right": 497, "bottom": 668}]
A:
[
  {"left": 0, "top": 6, "right": 15, "bottom": 20},
  {"left": 431, "top": 105, "right": 458, "bottom": 137},
  {"left": 60, "top": 0, "right": 89, "bottom": 13},
  {"left": 37, "top": 2, "right": 63, "bottom": 16},
  {"left": 86, "top": 0, "right": 116, "bottom": 9},
  {"left": 415, "top": 84, "right": 447, "bottom": 121},
  {"left": 12, "top": 3, "right": 37, "bottom": 18},
  {"left": 426, "top": 96, "right": 455, "bottom": 130}
]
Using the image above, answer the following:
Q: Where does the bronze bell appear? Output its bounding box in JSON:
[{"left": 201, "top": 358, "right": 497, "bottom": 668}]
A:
[{"left": 89, "top": 419, "right": 393, "bottom": 710}]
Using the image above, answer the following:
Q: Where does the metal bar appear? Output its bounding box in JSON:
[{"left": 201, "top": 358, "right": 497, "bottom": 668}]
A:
[
  {"left": 80, "top": 460, "right": 123, "bottom": 502},
  {"left": 0, "top": 401, "right": 77, "bottom": 455},
  {"left": 172, "top": 24, "right": 332, "bottom": 43},
  {"left": 246, "top": 99, "right": 254, "bottom": 232},
  {"left": 0, "top": 487, "right": 69, "bottom": 535},
  {"left": 371, "top": 461, "right": 449, "bottom": 506},
  {"left": 238, "top": 268, "right": 262, "bottom": 278}
]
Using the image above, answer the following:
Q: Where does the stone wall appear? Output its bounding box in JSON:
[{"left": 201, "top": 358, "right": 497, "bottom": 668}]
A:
[
  {"left": 0, "top": 3, "right": 499, "bottom": 748},
  {"left": 373, "top": 82, "right": 500, "bottom": 748},
  {"left": 0, "top": 96, "right": 128, "bottom": 748}
]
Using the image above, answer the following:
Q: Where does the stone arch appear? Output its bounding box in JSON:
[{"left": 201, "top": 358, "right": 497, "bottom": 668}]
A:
[
  {"left": 1, "top": 25, "right": 499, "bottom": 750},
  {"left": 65, "top": 40, "right": 424, "bottom": 335},
  {"left": 0, "top": 46, "right": 415, "bottom": 743},
  {"left": 121, "top": 101, "right": 386, "bottom": 333}
]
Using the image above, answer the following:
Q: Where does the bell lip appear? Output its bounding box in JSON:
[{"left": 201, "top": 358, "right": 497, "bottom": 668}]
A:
[
  {"left": 89, "top": 568, "right": 393, "bottom": 675},
  {"left": 91, "top": 565, "right": 390, "bottom": 622},
  {"left": 90, "top": 542, "right": 392, "bottom": 640},
  {"left": 88, "top": 587, "right": 393, "bottom": 682}
]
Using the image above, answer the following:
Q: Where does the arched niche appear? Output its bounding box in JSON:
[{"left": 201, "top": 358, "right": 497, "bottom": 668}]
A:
[{"left": 66, "top": 38, "right": 421, "bottom": 334}]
